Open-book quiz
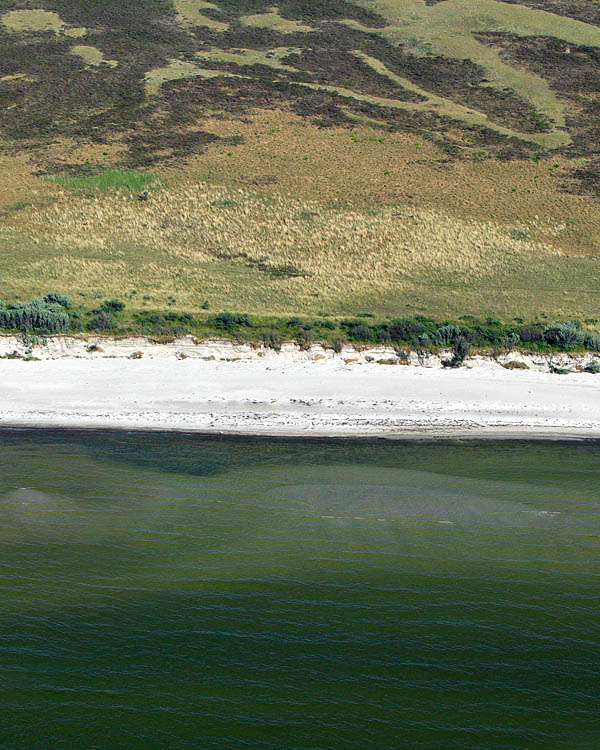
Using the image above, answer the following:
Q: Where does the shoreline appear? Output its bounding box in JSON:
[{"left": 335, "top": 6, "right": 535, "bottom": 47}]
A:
[
  {"left": 1, "top": 337, "right": 599, "bottom": 439},
  {"left": 1, "top": 422, "right": 599, "bottom": 443}
]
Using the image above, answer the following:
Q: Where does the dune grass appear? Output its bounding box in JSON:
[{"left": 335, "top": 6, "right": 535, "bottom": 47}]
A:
[{"left": 0, "top": 160, "right": 595, "bottom": 324}]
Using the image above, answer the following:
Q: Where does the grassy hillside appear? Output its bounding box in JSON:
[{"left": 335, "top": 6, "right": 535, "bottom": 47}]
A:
[{"left": 1, "top": 0, "right": 599, "bottom": 323}]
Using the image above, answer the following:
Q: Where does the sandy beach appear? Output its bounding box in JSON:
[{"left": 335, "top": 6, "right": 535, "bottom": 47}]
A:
[{"left": 0, "top": 336, "right": 599, "bottom": 438}]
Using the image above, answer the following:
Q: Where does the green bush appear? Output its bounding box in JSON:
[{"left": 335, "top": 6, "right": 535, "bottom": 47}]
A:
[
  {"left": 340, "top": 318, "right": 365, "bottom": 330},
  {"left": 88, "top": 310, "right": 115, "bottom": 331},
  {"left": 584, "top": 333, "right": 600, "bottom": 351},
  {"left": 43, "top": 292, "right": 72, "bottom": 308},
  {"left": 544, "top": 322, "right": 583, "bottom": 349},
  {"left": 133, "top": 310, "right": 190, "bottom": 336},
  {"left": 261, "top": 330, "right": 283, "bottom": 351},
  {"left": 347, "top": 324, "right": 373, "bottom": 341},
  {"left": 450, "top": 335, "right": 471, "bottom": 366},
  {"left": 434, "top": 324, "right": 461, "bottom": 347},
  {"left": 101, "top": 299, "right": 125, "bottom": 313},
  {"left": 315, "top": 319, "right": 336, "bottom": 330},
  {"left": 388, "top": 318, "right": 425, "bottom": 342},
  {"left": 0, "top": 298, "right": 70, "bottom": 333},
  {"left": 210, "top": 312, "right": 254, "bottom": 331}
]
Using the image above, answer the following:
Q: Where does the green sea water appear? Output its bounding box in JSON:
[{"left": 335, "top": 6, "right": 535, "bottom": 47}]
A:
[{"left": 0, "top": 430, "right": 598, "bottom": 749}]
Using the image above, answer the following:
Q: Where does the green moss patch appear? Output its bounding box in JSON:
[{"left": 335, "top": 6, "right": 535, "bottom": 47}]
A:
[{"left": 47, "top": 170, "right": 161, "bottom": 195}]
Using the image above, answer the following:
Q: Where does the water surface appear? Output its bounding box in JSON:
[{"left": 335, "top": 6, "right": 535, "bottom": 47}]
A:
[{"left": 1, "top": 431, "right": 599, "bottom": 749}]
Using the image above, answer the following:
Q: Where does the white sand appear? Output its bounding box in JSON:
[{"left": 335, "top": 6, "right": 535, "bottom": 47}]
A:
[{"left": 0, "top": 337, "right": 599, "bottom": 438}]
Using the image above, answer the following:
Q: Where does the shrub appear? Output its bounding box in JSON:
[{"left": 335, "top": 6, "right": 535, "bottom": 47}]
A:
[
  {"left": 101, "top": 299, "right": 125, "bottom": 313},
  {"left": 517, "top": 325, "right": 545, "bottom": 343},
  {"left": 433, "top": 324, "right": 460, "bottom": 347},
  {"left": 451, "top": 335, "right": 471, "bottom": 365},
  {"left": 543, "top": 322, "right": 583, "bottom": 349},
  {"left": 340, "top": 318, "right": 364, "bottom": 329},
  {"left": 388, "top": 318, "right": 425, "bottom": 342},
  {"left": 458, "top": 326, "right": 480, "bottom": 344},
  {"left": 210, "top": 312, "right": 253, "bottom": 330},
  {"left": 495, "top": 332, "right": 521, "bottom": 352},
  {"left": 316, "top": 319, "right": 336, "bottom": 330},
  {"left": 164, "top": 311, "right": 193, "bottom": 325},
  {"left": 297, "top": 329, "right": 315, "bottom": 349},
  {"left": 43, "top": 292, "right": 72, "bottom": 308},
  {"left": 584, "top": 333, "right": 600, "bottom": 352},
  {"left": 376, "top": 328, "right": 391, "bottom": 344},
  {"left": 261, "top": 330, "right": 283, "bottom": 351},
  {"left": 347, "top": 324, "right": 373, "bottom": 341},
  {"left": 0, "top": 298, "right": 70, "bottom": 333},
  {"left": 88, "top": 310, "right": 115, "bottom": 331}
]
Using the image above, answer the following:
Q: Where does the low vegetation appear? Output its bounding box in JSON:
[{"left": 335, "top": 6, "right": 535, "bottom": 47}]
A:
[
  {"left": 1, "top": 293, "right": 599, "bottom": 360},
  {"left": 4, "top": 170, "right": 599, "bottom": 323}
]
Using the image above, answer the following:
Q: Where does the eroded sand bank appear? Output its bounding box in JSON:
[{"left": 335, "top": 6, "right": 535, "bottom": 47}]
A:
[{"left": 0, "top": 336, "right": 598, "bottom": 438}]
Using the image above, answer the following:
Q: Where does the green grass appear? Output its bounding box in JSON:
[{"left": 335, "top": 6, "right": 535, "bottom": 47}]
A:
[{"left": 47, "top": 170, "right": 161, "bottom": 195}]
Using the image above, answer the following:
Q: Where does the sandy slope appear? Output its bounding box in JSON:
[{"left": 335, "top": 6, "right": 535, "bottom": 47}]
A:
[{"left": 0, "top": 339, "right": 598, "bottom": 437}]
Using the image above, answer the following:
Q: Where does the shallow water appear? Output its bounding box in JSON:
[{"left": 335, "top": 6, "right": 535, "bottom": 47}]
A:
[{"left": 1, "top": 430, "right": 599, "bottom": 749}]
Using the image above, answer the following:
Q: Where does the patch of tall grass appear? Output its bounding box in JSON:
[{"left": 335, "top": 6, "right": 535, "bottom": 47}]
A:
[{"left": 47, "top": 170, "right": 161, "bottom": 195}]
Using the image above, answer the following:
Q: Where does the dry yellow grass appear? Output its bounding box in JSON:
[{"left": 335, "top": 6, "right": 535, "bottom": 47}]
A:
[
  {"left": 145, "top": 61, "right": 237, "bottom": 96},
  {"left": 1, "top": 9, "right": 66, "bottom": 32},
  {"left": 240, "top": 7, "right": 314, "bottom": 33},
  {"left": 31, "top": 181, "right": 566, "bottom": 280},
  {"left": 1, "top": 9, "right": 86, "bottom": 38},
  {"left": 173, "top": 0, "right": 228, "bottom": 31},
  {"left": 184, "top": 111, "right": 600, "bottom": 257},
  {"left": 70, "top": 45, "right": 118, "bottom": 68}
]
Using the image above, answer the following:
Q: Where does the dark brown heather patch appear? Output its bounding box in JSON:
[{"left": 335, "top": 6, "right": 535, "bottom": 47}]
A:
[
  {"left": 0, "top": 0, "right": 591, "bottom": 172},
  {"left": 476, "top": 31, "right": 600, "bottom": 193}
]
